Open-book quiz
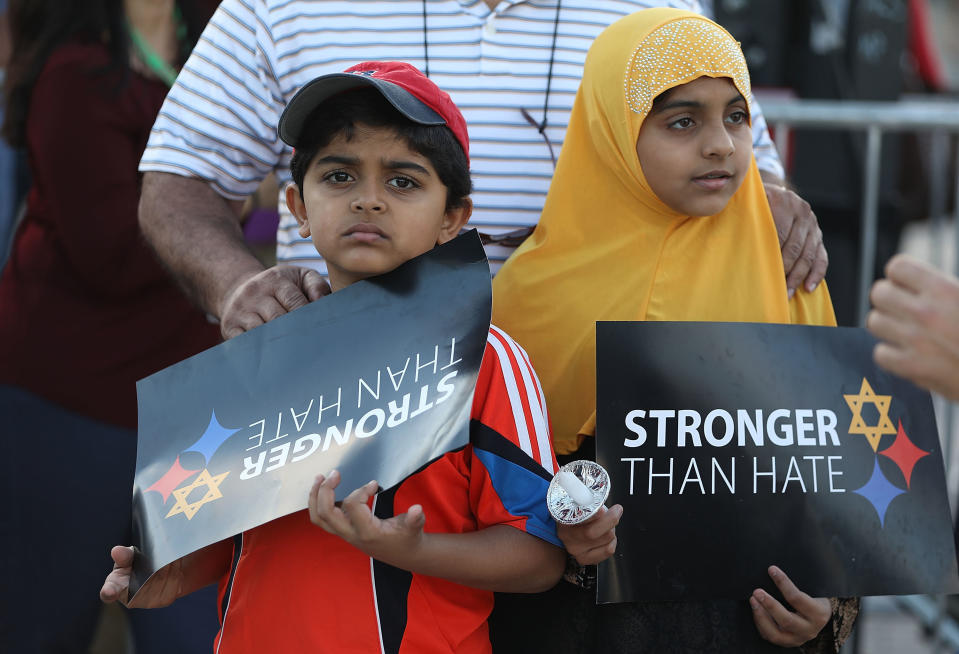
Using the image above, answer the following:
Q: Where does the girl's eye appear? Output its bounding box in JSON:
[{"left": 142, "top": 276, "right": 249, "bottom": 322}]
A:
[
  {"left": 726, "top": 110, "right": 748, "bottom": 125},
  {"left": 668, "top": 117, "right": 694, "bottom": 130},
  {"left": 324, "top": 171, "right": 352, "bottom": 183},
  {"left": 388, "top": 176, "right": 418, "bottom": 190}
]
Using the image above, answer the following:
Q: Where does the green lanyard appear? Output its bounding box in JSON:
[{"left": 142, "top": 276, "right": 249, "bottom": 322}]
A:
[{"left": 126, "top": 7, "right": 184, "bottom": 88}]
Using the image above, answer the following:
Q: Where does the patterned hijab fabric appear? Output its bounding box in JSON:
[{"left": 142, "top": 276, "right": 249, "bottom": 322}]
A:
[
  {"left": 492, "top": 8, "right": 835, "bottom": 455},
  {"left": 624, "top": 16, "right": 751, "bottom": 117}
]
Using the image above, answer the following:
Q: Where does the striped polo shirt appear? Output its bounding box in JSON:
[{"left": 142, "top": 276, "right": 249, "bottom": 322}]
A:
[{"left": 141, "top": 0, "right": 784, "bottom": 273}]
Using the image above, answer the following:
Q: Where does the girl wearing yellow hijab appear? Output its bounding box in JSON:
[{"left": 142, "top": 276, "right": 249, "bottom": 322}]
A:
[{"left": 490, "top": 7, "right": 856, "bottom": 654}]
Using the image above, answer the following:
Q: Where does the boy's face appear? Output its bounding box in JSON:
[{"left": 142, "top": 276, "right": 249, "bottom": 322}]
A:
[
  {"left": 635, "top": 76, "right": 752, "bottom": 217},
  {"left": 287, "top": 124, "right": 471, "bottom": 291}
]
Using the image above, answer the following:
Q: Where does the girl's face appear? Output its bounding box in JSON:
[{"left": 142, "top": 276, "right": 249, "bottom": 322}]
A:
[{"left": 635, "top": 76, "right": 752, "bottom": 217}]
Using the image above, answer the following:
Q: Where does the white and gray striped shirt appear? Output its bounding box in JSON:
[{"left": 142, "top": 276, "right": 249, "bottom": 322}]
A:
[{"left": 141, "top": 0, "right": 784, "bottom": 274}]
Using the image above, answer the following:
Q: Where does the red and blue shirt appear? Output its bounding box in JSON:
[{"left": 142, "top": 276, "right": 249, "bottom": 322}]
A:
[{"left": 213, "top": 326, "right": 560, "bottom": 653}]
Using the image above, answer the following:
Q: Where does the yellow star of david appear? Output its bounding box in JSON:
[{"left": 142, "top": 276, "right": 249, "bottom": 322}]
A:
[
  {"left": 843, "top": 377, "right": 896, "bottom": 452},
  {"left": 166, "top": 468, "right": 230, "bottom": 520}
]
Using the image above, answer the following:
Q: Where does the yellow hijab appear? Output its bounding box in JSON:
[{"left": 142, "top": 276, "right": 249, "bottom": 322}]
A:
[{"left": 492, "top": 8, "right": 836, "bottom": 455}]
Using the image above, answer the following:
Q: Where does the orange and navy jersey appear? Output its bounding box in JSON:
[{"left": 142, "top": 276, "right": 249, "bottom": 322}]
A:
[{"left": 213, "top": 326, "right": 560, "bottom": 654}]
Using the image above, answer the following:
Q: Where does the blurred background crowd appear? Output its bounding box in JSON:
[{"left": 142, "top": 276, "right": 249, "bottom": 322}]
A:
[{"left": 1, "top": 0, "right": 958, "bottom": 652}]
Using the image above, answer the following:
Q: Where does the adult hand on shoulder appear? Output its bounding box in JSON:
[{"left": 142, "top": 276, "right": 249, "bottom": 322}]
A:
[
  {"left": 762, "top": 177, "right": 828, "bottom": 297},
  {"left": 557, "top": 504, "right": 623, "bottom": 565},
  {"left": 219, "top": 265, "right": 331, "bottom": 340},
  {"left": 750, "top": 565, "right": 831, "bottom": 647},
  {"left": 308, "top": 470, "right": 425, "bottom": 561},
  {"left": 867, "top": 254, "right": 959, "bottom": 401},
  {"left": 99, "top": 545, "right": 182, "bottom": 609}
]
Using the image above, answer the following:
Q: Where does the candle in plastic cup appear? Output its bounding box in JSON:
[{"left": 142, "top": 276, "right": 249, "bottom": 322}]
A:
[{"left": 555, "top": 470, "right": 593, "bottom": 507}]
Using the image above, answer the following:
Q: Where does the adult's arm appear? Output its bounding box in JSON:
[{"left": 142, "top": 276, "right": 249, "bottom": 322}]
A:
[
  {"left": 760, "top": 169, "right": 828, "bottom": 296},
  {"left": 750, "top": 96, "right": 828, "bottom": 294},
  {"left": 139, "top": 172, "right": 255, "bottom": 314},
  {"left": 140, "top": 172, "right": 329, "bottom": 339}
]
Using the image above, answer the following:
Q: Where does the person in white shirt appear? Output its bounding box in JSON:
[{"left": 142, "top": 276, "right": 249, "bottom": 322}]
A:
[{"left": 138, "top": 0, "right": 828, "bottom": 340}]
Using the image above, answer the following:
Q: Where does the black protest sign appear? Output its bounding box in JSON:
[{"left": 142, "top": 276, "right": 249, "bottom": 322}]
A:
[
  {"left": 595, "top": 321, "right": 959, "bottom": 603},
  {"left": 130, "top": 232, "right": 491, "bottom": 597}
]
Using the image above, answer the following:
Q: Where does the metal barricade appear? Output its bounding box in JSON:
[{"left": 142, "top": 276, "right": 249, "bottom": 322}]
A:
[
  {"left": 759, "top": 96, "right": 959, "bottom": 653},
  {"left": 761, "top": 97, "right": 959, "bottom": 325}
]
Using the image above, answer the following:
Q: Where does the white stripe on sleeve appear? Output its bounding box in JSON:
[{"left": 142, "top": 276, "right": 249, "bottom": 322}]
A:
[
  {"left": 486, "top": 330, "right": 536, "bottom": 464},
  {"left": 490, "top": 325, "right": 554, "bottom": 475}
]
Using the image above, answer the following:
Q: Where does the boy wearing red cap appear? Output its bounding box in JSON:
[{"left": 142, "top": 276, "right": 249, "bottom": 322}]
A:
[{"left": 101, "top": 62, "right": 565, "bottom": 653}]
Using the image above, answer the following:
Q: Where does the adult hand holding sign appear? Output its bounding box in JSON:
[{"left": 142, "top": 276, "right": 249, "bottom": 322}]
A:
[{"left": 750, "top": 565, "right": 831, "bottom": 648}]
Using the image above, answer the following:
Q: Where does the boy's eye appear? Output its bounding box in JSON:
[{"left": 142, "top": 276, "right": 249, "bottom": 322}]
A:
[
  {"left": 324, "top": 171, "right": 353, "bottom": 184},
  {"left": 388, "top": 176, "right": 419, "bottom": 190}
]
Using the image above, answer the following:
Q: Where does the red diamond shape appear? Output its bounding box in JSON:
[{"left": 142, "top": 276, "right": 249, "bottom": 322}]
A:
[
  {"left": 879, "top": 420, "right": 930, "bottom": 489},
  {"left": 145, "top": 456, "right": 202, "bottom": 503}
]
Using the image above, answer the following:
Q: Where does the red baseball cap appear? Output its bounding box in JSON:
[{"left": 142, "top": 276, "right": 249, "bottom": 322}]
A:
[{"left": 278, "top": 61, "right": 470, "bottom": 161}]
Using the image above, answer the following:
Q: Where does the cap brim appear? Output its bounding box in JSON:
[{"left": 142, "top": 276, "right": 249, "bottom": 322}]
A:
[{"left": 278, "top": 73, "right": 446, "bottom": 146}]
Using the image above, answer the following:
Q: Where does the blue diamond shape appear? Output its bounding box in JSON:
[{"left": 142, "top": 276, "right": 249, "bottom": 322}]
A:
[
  {"left": 853, "top": 457, "right": 905, "bottom": 527},
  {"left": 182, "top": 410, "right": 241, "bottom": 466}
]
